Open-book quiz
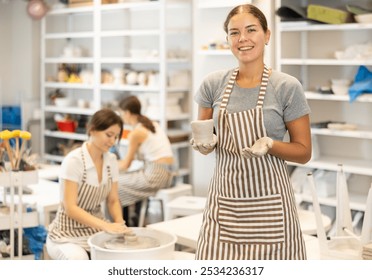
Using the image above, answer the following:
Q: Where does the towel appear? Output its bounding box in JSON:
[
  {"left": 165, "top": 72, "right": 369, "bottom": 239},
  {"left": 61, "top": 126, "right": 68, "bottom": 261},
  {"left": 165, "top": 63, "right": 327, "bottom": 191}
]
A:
[{"left": 349, "top": 66, "right": 372, "bottom": 102}]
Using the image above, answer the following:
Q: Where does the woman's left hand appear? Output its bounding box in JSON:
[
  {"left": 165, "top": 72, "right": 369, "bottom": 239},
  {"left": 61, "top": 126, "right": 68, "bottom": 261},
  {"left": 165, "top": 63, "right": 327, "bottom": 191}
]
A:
[{"left": 241, "top": 137, "right": 273, "bottom": 158}]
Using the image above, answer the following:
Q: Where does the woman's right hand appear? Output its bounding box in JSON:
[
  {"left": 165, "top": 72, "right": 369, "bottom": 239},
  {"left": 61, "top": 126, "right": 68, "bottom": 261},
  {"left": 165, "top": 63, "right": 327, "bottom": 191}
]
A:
[
  {"left": 190, "top": 134, "right": 217, "bottom": 155},
  {"left": 104, "top": 222, "right": 133, "bottom": 235}
]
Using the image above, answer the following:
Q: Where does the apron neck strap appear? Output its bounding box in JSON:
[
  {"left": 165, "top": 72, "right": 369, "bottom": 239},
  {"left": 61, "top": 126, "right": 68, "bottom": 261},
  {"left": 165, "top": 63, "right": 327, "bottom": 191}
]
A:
[
  {"left": 256, "top": 65, "right": 269, "bottom": 108},
  {"left": 220, "top": 65, "right": 269, "bottom": 110},
  {"left": 220, "top": 68, "right": 238, "bottom": 110}
]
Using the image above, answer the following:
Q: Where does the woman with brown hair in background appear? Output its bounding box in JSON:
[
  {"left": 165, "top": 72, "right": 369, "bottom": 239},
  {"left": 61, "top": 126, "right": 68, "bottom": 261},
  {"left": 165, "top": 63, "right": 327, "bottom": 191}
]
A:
[
  {"left": 117, "top": 95, "right": 174, "bottom": 226},
  {"left": 46, "top": 108, "right": 131, "bottom": 260}
]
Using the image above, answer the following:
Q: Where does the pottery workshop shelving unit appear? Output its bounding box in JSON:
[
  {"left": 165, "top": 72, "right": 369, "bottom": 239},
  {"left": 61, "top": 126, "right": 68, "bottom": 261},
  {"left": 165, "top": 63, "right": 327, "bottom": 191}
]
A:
[
  {"left": 275, "top": 0, "right": 372, "bottom": 219},
  {"left": 0, "top": 170, "right": 39, "bottom": 259},
  {"left": 40, "top": 0, "right": 193, "bottom": 184}
]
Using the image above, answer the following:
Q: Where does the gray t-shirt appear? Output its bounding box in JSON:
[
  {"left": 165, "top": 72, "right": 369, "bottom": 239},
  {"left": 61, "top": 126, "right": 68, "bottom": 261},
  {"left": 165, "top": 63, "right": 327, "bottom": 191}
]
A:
[{"left": 194, "top": 68, "right": 311, "bottom": 141}]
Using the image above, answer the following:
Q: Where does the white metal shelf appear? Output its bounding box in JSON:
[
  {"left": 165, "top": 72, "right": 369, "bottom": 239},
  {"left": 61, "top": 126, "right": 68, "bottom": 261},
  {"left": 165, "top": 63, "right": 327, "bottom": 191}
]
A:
[
  {"left": 44, "top": 32, "right": 94, "bottom": 39},
  {"left": 44, "top": 130, "right": 88, "bottom": 141},
  {"left": 167, "top": 86, "right": 190, "bottom": 92},
  {"left": 0, "top": 212, "right": 39, "bottom": 231},
  {"left": 100, "top": 29, "right": 160, "bottom": 37},
  {"left": 44, "top": 82, "right": 94, "bottom": 90},
  {"left": 44, "top": 82, "right": 94, "bottom": 89},
  {"left": 305, "top": 92, "right": 372, "bottom": 103},
  {"left": 44, "top": 57, "right": 94, "bottom": 64},
  {"left": 44, "top": 154, "right": 64, "bottom": 163},
  {"left": 48, "top": 6, "right": 94, "bottom": 15},
  {"left": 151, "top": 113, "right": 190, "bottom": 121},
  {"left": 101, "top": 0, "right": 190, "bottom": 11},
  {"left": 100, "top": 57, "right": 189, "bottom": 64},
  {"left": 119, "top": 140, "right": 190, "bottom": 149},
  {"left": 280, "top": 21, "right": 372, "bottom": 32},
  {"left": 280, "top": 58, "right": 372, "bottom": 66},
  {"left": 198, "top": 0, "right": 251, "bottom": 9},
  {"left": 288, "top": 156, "right": 372, "bottom": 177},
  {"left": 198, "top": 49, "right": 232, "bottom": 56},
  {"left": 0, "top": 254, "right": 35, "bottom": 260},
  {"left": 311, "top": 128, "right": 372, "bottom": 140},
  {"left": 100, "top": 57, "right": 160, "bottom": 64},
  {"left": 100, "top": 1, "right": 160, "bottom": 11},
  {"left": 44, "top": 105, "right": 95, "bottom": 115},
  {"left": 176, "top": 168, "right": 190, "bottom": 178},
  {"left": 300, "top": 192, "right": 367, "bottom": 212},
  {"left": 0, "top": 171, "right": 38, "bottom": 186},
  {"left": 167, "top": 58, "right": 191, "bottom": 64},
  {"left": 119, "top": 137, "right": 189, "bottom": 149},
  {"left": 100, "top": 84, "right": 160, "bottom": 92},
  {"left": 170, "top": 141, "right": 190, "bottom": 149},
  {"left": 166, "top": 27, "right": 192, "bottom": 34}
]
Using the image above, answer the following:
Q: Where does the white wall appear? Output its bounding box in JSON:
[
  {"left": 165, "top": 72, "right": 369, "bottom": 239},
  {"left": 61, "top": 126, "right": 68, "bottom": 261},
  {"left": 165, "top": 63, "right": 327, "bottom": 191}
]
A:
[
  {"left": 0, "top": 0, "right": 42, "bottom": 153},
  {"left": 0, "top": 0, "right": 40, "bottom": 111},
  {"left": 0, "top": 2, "right": 12, "bottom": 106}
]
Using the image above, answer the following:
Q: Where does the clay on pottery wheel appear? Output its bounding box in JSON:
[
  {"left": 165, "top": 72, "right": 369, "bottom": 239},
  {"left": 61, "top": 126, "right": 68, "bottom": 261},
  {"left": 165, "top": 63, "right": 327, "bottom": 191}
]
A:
[
  {"left": 88, "top": 229, "right": 177, "bottom": 259},
  {"left": 190, "top": 119, "right": 214, "bottom": 144},
  {"left": 104, "top": 235, "right": 160, "bottom": 250}
]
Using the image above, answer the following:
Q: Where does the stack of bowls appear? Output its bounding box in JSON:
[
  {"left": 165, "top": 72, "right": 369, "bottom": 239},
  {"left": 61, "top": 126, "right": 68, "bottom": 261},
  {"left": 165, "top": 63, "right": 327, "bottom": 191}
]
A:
[{"left": 331, "top": 79, "right": 352, "bottom": 96}]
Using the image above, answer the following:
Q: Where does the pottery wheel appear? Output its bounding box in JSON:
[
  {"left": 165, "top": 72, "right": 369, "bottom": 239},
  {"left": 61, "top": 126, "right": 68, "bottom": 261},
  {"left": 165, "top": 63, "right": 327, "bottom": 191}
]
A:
[{"left": 104, "top": 235, "right": 160, "bottom": 250}]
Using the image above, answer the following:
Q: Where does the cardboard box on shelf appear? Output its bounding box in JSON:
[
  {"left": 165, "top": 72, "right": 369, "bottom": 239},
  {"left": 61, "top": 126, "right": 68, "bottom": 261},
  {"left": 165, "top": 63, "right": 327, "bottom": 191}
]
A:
[
  {"left": 307, "top": 5, "right": 352, "bottom": 24},
  {"left": 67, "top": 0, "right": 118, "bottom": 7},
  {"left": 68, "top": 0, "right": 92, "bottom": 8}
]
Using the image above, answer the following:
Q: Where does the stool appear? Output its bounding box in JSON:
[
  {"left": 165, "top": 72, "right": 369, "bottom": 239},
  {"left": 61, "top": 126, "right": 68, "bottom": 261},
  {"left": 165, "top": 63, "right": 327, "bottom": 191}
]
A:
[
  {"left": 138, "top": 198, "right": 149, "bottom": 227},
  {"left": 173, "top": 251, "right": 195, "bottom": 260},
  {"left": 154, "top": 183, "right": 193, "bottom": 206},
  {"left": 165, "top": 196, "right": 206, "bottom": 220},
  {"left": 137, "top": 184, "right": 193, "bottom": 227}
]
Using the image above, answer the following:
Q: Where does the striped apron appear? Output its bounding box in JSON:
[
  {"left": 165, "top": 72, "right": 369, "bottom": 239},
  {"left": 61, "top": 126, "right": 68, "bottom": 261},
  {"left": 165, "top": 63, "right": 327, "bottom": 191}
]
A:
[
  {"left": 48, "top": 150, "right": 112, "bottom": 251},
  {"left": 118, "top": 161, "right": 173, "bottom": 207},
  {"left": 196, "top": 66, "right": 306, "bottom": 260}
]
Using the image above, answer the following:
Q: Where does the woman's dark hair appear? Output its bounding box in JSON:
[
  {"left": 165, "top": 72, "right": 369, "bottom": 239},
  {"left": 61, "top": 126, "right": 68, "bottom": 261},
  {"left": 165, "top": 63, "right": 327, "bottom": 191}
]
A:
[
  {"left": 223, "top": 4, "right": 268, "bottom": 34},
  {"left": 87, "top": 108, "right": 123, "bottom": 143},
  {"left": 119, "top": 95, "right": 155, "bottom": 133}
]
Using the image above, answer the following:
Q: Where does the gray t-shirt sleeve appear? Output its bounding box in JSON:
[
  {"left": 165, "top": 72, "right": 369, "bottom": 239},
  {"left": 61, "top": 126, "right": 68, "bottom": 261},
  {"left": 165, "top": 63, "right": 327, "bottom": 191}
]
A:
[
  {"left": 194, "top": 69, "right": 233, "bottom": 108},
  {"left": 274, "top": 71, "right": 311, "bottom": 123}
]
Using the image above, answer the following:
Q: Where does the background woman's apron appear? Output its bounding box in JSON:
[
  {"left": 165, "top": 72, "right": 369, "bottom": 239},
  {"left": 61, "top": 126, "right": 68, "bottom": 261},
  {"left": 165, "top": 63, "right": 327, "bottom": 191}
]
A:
[
  {"left": 118, "top": 161, "right": 173, "bottom": 207},
  {"left": 196, "top": 66, "right": 306, "bottom": 260},
  {"left": 48, "top": 150, "right": 111, "bottom": 251}
]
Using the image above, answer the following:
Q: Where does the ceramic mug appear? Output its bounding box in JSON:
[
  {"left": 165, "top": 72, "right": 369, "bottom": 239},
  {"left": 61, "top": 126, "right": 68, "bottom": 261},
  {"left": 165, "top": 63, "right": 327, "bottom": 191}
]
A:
[{"left": 190, "top": 119, "right": 214, "bottom": 144}]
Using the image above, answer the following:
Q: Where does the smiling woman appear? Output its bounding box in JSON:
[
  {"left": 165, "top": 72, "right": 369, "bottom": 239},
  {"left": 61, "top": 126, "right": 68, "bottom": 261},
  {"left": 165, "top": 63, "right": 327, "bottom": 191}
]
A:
[{"left": 191, "top": 3, "right": 312, "bottom": 260}]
